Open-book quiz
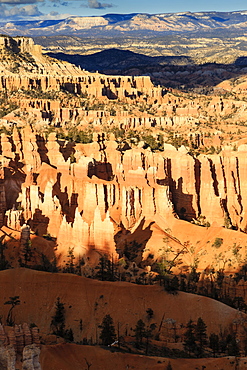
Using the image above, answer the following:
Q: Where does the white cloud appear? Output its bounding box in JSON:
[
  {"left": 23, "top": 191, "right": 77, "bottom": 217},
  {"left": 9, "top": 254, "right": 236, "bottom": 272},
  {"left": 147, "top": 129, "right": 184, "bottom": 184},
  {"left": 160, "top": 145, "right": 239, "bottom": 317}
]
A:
[
  {"left": 59, "top": 0, "right": 114, "bottom": 8},
  {"left": 0, "top": 0, "right": 42, "bottom": 4},
  {"left": 0, "top": 3, "right": 42, "bottom": 17},
  {"left": 88, "top": 0, "right": 113, "bottom": 9},
  {"left": 0, "top": 0, "right": 115, "bottom": 21},
  {"left": 49, "top": 0, "right": 68, "bottom": 6},
  {"left": 0, "top": 2, "right": 71, "bottom": 20},
  {"left": 37, "top": 11, "right": 70, "bottom": 19}
]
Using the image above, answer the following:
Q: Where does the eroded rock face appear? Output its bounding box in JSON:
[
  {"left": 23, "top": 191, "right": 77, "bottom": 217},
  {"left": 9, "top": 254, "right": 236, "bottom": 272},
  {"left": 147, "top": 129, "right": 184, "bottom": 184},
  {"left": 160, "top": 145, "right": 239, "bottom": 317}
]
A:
[
  {"left": 1, "top": 126, "right": 247, "bottom": 267},
  {"left": 22, "top": 344, "right": 41, "bottom": 370},
  {"left": 1, "top": 37, "right": 247, "bottom": 136},
  {"left": 0, "top": 37, "right": 164, "bottom": 104},
  {"left": 0, "top": 345, "right": 15, "bottom": 370},
  {"left": 2, "top": 36, "right": 247, "bottom": 271},
  {"left": 0, "top": 324, "right": 40, "bottom": 354},
  {"left": 0, "top": 343, "right": 41, "bottom": 370}
]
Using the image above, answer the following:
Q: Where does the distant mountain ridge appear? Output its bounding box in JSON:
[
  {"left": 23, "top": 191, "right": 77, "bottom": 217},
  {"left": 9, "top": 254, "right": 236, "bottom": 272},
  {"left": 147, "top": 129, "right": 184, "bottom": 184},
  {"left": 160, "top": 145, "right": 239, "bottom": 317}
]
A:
[{"left": 2, "top": 11, "right": 247, "bottom": 36}]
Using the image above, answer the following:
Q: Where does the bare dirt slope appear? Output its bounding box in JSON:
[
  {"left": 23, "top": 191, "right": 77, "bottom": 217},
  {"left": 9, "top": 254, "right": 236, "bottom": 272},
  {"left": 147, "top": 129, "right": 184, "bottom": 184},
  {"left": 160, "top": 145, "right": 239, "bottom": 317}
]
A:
[
  {"left": 40, "top": 343, "right": 247, "bottom": 370},
  {"left": 0, "top": 268, "right": 244, "bottom": 343}
]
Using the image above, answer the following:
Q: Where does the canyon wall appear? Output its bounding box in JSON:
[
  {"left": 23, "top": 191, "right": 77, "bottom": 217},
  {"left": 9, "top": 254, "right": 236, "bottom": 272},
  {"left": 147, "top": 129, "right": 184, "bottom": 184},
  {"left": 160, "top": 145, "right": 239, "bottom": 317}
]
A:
[
  {"left": 0, "top": 37, "right": 247, "bottom": 272},
  {"left": 0, "top": 36, "right": 42, "bottom": 55},
  {"left": 0, "top": 126, "right": 247, "bottom": 266}
]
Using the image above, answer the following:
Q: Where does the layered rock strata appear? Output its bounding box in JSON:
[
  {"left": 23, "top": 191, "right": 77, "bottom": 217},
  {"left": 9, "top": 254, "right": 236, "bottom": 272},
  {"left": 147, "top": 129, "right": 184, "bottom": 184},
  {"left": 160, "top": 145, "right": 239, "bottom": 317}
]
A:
[
  {"left": 0, "top": 36, "right": 247, "bottom": 271},
  {"left": 0, "top": 127, "right": 246, "bottom": 266}
]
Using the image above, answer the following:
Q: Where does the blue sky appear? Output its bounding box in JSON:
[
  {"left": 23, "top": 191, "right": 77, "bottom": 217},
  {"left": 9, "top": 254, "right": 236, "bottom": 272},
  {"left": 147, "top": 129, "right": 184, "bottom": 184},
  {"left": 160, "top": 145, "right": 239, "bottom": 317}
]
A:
[{"left": 0, "top": 0, "right": 247, "bottom": 21}]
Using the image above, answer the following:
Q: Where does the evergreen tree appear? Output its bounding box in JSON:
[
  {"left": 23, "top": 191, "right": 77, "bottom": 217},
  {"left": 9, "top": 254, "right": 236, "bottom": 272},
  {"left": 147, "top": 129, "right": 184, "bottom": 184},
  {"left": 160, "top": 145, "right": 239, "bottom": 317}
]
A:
[
  {"left": 95, "top": 255, "right": 117, "bottom": 281},
  {"left": 38, "top": 253, "right": 58, "bottom": 272},
  {"left": 65, "top": 247, "right": 76, "bottom": 274},
  {"left": 216, "top": 270, "right": 225, "bottom": 287},
  {"left": 184, "top": 319, "right": 197, "bottom": 355},
  {"left": 209, "top": 333, "right": 219, "bottom": 357},
  {"left": 227, "top": 334, "right": 240, "bottom": 356},
  {"left": 195, "top": 317, "right": 207, "bottom": 354},
  {"left": 162, "top": 275, "right": 179, "bottom": 294},
  {"left": 145, "top": 323, "right": 156, "bottom": 355},
  {"left": 187, "top": 268, "right": 200, "bottom": 293},
  {"left": 99, "top": 314, "right": 116, "bottom": 346},
  {"left": 51, "top": 297, "right": 65, "bottom": 337},
  {"left": 179, "top": 277, "right": 187, "bottom": 292},
  {"left": 134, "top": 319, "right": 146, "bottom": 346},
  {"left": 166, "top": 275, "right": 179, "bottom": 293},
  {"left": 219, "top": 335, "right": 227, "bottom": 353},
  {"left": 146, "top": 308, "right": 154, "bottom": 319}
]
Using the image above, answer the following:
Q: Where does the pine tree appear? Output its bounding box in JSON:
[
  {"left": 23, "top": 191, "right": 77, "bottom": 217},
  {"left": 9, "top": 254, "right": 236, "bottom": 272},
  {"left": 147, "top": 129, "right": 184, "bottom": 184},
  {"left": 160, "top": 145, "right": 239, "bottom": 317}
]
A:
[
  {"left": 99, "top": 314, "right": 116, "bottom": 346},
  {"left": 227, "top": 334, "right": 240, "bottom": 356},
  {"left": 209, "top": 333, "right": 219, "bottom": 357},
  {"left": 184, "top": 319, "right": 197, "bottom": 355},
  {"left": 195, "top": 317, "right": 207, "bottom": 354},
  {"left": 145, "top": 323, "right": 156, "bottom": 355},
  {"left": 64, "top": 247, "right": 76, "bottom": 274},
  {"left": 179, "top": 277, "right": 187, "bottom": 292},
  {"left": 39, "top": 253, "right": 58, "bottom": 272},
  {"left": 165, "top": 275, "right": 179, "bottom": 294},
  {"left": 134, "top": 319, "right": 146, "bottom": 347},
  {"left": 51, "top": 297, "right": 65, "bottom": 337},
  {"left": 95, "top": 255, "right": 116, "bottom": 281}
]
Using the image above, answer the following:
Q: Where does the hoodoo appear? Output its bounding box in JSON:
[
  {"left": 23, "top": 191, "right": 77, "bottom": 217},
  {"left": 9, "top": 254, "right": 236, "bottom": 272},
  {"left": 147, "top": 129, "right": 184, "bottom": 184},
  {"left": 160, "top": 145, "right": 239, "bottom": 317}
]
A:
[{"left": 0, "top": 34, "right": 247, "bottom": 369}]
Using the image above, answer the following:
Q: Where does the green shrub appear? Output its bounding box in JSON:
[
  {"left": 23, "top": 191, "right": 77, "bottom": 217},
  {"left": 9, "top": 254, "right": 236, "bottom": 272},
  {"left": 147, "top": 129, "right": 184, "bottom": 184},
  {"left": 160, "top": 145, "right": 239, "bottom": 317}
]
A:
[{"left": 212, "top": 238, "right": 223, "bottom": 249}]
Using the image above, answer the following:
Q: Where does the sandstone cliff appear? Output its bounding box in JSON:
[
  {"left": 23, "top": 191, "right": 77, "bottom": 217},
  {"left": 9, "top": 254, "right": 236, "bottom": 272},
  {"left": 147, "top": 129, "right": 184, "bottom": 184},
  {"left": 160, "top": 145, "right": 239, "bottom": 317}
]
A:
[
  {"left": 0, "top": 36, "right": 247, "bottom": 276},
  {"left": 0, "top": 125, "right": 246, "bottom": 274}
]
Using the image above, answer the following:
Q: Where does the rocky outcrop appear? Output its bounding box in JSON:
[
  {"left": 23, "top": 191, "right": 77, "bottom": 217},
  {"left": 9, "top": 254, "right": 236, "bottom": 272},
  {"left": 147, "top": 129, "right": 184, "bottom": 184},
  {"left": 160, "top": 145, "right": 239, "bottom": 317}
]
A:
[
  {"left": 0, "top": 37, "right": 247, "bottom": 272},
  {"left": 0, "top": 37, "right": 41, "bottom": 55},
  {"left": 0, "top": 345, "right": 15, "bottom": 370},
  {"left": 0, "top": 126, "right": 247, "bottom": 269},
  {"left": 0, "top": 344, "right": 41, "bottom": 370},
  {"left": 0, "top": 323, "right": 40, "bottom": 370},
  {"left": 0, "top": 37, "right": 246, "bottom": 134},
  {"left": 0, "top": 324, "right": 40, "bottom": 354},
  {"left": 22, "top": 344, "right": 41, "bottom": 370},
  {"left": 0, "top": 37, "right": 164, "bottom": 102},
  {"left": 10, "top": 89, "right": 247, "bottom": 131}
]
